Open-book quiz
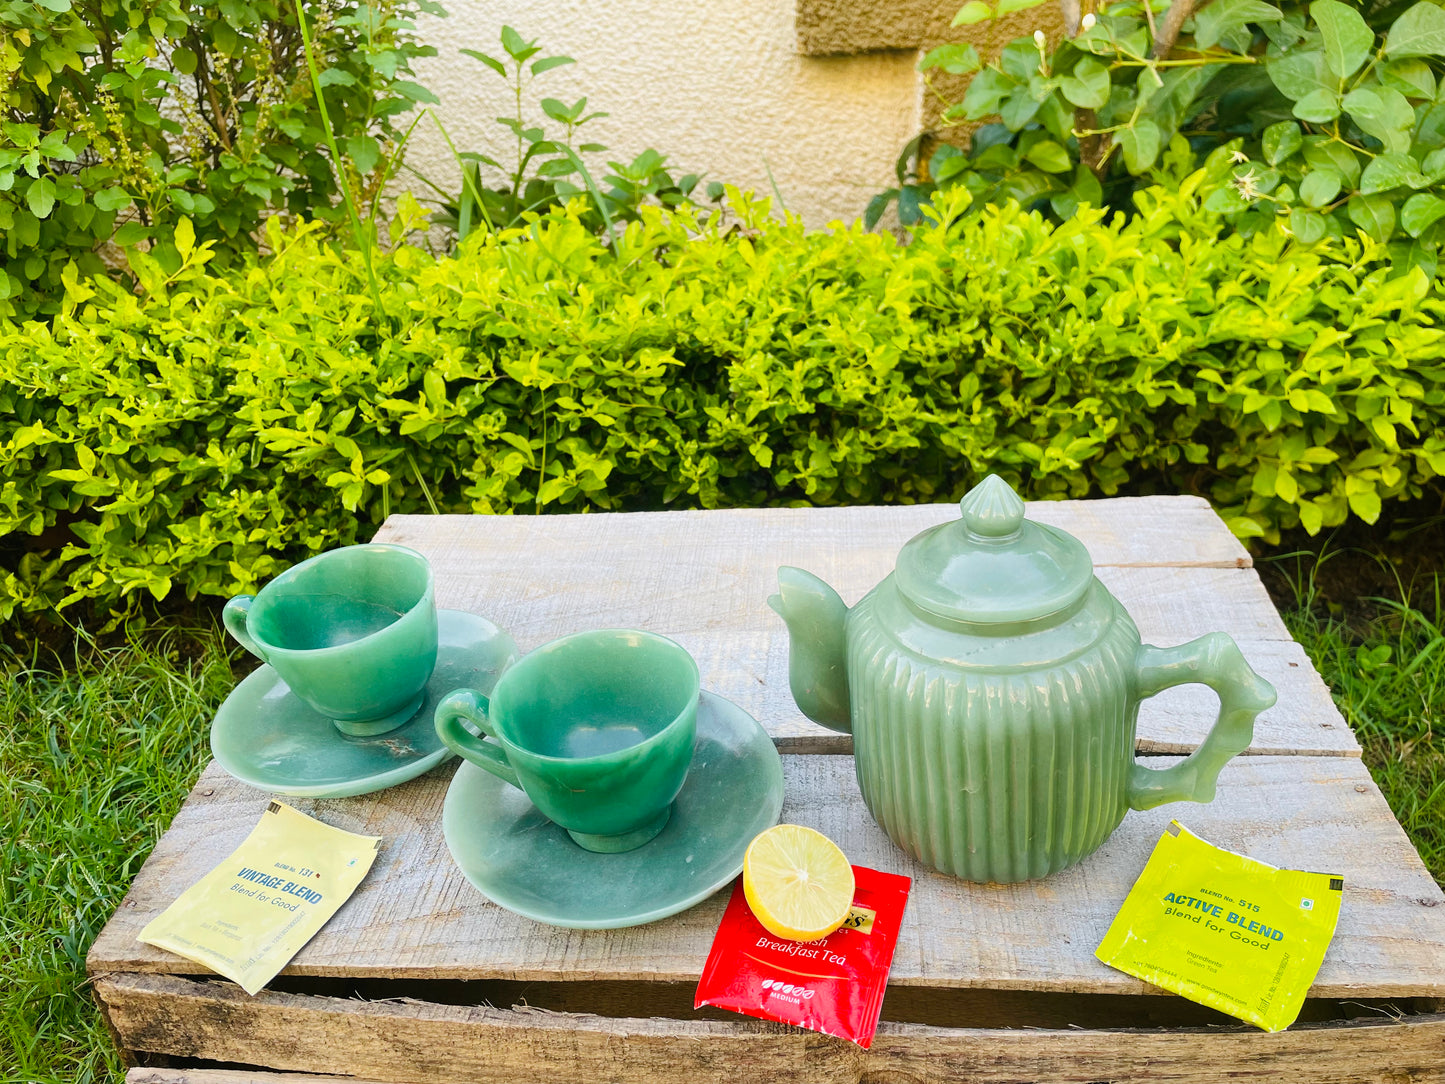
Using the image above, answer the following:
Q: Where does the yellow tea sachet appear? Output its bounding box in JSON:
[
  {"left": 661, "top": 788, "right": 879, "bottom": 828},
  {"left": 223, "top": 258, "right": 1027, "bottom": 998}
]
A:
[
  {"left": 1096, "top": 821, "right": 1343, "bottom": 1031},
  {"left": 139, "top": 801, "right": 380, "bottom": 995}
]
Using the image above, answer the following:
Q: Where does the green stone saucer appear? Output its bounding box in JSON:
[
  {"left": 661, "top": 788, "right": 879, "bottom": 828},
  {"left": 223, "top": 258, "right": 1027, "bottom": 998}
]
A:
[
  {"left": 442, "top": 690, "right": 785, "bottom": 929},
  {"left": 212, "top": 610, "right": 517, "bottom": 798}
]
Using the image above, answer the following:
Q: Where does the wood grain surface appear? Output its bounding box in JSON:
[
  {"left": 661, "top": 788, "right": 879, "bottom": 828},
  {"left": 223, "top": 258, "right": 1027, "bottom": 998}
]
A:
[
  {"left": 370, "top": 503, "right": 1354, "bottom": 755},
  {"left": 103, "top": 974, "right": 1445, "bottom": 1084},
  {"left": 89, "top": 497, "right": 1445, "bottom": 1077},
  {"left": 88, "top": 754, "right": 1445, "bottom": 996}
]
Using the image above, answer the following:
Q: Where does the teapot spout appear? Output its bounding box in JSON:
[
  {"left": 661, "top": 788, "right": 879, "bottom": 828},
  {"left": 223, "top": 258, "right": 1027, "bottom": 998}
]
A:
[{"left": 768, "top": 566, "right": 852, "bottom": 733}]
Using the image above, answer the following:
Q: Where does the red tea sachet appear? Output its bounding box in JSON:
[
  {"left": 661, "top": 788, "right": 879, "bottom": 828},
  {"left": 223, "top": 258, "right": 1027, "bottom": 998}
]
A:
[{"left": 694, "top": 865, "right": 911, "bottom": 1048}]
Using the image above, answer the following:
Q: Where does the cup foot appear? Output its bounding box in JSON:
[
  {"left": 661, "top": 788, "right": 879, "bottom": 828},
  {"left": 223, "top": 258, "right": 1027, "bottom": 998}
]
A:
[
  {"left": 566, "top": 805, "right": 672, "bottom": 853},
  {"left": 332, "top": 691, "right": 426, "bottom": 738}
]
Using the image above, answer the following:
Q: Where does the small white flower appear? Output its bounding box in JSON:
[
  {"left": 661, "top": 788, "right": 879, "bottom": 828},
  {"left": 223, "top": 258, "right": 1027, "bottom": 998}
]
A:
[
  {"left": 1081, "top": 12, "right": 1096, "bottom": 29},
  {"left": 1034, "top": 29, "right": 1047, "bottom": 47},
  {"left": 1230, "top": 149, "right": 1250, "bottom": 164}
]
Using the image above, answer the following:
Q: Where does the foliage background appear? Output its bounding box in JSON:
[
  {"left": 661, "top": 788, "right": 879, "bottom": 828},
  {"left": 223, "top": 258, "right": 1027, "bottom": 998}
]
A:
[
  {"left": 0, "top": 0, "right": 443, "bottom": 320},
  {"left": 883, "top": 0, "right": 1445, "bottom": 282},
  {"left": 3, "top": 177, "right": 1444, "bottom": 622}
]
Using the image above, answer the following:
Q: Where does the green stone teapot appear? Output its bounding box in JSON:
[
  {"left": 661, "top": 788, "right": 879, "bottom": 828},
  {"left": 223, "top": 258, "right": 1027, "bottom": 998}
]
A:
[{"left": 769, "top": 475, "right": 1277, "bottom": 883}]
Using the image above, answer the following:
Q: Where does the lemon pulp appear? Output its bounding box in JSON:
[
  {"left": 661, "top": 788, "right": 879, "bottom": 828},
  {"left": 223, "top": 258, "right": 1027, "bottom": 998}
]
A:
[{"left": 742, "top": 824, "right": 855, "bottom": 941}]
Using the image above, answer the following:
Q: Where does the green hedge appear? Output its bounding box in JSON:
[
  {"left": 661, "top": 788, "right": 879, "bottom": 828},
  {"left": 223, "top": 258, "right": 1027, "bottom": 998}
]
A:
[{"left": 4, "top": 175, "right": 1445, "bottom": 620}]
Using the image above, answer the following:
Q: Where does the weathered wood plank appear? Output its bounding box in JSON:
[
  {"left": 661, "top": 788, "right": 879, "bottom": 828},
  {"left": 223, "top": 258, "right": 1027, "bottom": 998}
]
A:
[
  {"left": 128, "top": 1074, "right": 393, "bottom": 1084},
  {"left": 379, "top": 497, "right": 1251, "bottom": 574},
  {"left": 371, "top": 504, "right": 1333, "bottom": 753},
  {"left": 88, "top": 755, "right": 1445, "bottom": 996},
  {"left": 1013, "top": 495, "right": 1256, "bottom": 567},
  {"left": 100, "top": 973, "right": 1445, "bottom": 1084},
  {"left": 374, "top": 506, "right": 1270, "bottom": 651}
]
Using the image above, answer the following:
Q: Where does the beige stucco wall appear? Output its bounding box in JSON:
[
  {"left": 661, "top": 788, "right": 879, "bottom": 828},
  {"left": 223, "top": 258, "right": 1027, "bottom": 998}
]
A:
[{"left": 404, "top": 0, "right": 922, "bottom": 229}]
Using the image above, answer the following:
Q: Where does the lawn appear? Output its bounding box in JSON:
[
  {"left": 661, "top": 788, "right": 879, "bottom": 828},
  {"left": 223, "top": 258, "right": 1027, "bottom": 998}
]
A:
[
  {"left": 1, "top": 626, "right": 236, "bottom": 1084},
  {"left": 2, "top": 551, "right": 1441, "bottom": 1081}
]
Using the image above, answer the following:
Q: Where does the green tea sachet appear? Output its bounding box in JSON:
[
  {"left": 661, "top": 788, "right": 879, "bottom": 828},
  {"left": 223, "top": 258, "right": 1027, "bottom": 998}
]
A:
[
  {"left": 139, "top": 801, "right": 380, "bottom": 995},
  {"left": 1096, "top": 821, "right": 1343, "bottom": 1031}
]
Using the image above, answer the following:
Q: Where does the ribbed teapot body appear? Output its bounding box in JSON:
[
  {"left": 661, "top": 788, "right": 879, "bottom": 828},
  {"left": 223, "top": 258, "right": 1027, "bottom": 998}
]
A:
[{"left": 847, "top": 575, "right": 1142, "bottom": 883}]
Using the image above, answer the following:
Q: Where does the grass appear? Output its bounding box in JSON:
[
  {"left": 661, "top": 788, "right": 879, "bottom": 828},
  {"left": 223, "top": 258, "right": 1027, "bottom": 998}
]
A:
[
  {"left": 1272, "top": 558, "right": 1445, "bottom": 884},
  {"left": 0, "top": 561, "right": 1441, "bottom": 1081},
  {"left": 0, "top": 624, "right": 237, "bottom": 1084}
]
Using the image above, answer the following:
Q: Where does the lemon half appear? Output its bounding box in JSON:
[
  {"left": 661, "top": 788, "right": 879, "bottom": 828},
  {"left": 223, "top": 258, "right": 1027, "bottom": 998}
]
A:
[{"left": 742, "top": 824, "right": 856, "bottom": 941}]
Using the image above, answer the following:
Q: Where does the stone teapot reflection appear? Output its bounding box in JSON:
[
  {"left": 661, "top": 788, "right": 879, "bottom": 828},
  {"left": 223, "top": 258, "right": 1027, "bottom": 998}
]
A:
[{"left": 769, "top": 475, "right": 1277, "bottom": 883}]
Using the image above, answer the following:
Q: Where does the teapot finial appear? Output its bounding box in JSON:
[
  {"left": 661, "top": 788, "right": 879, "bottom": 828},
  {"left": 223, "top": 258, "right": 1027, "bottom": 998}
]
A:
[{"left": 959, "top": 474, "right": 1025, "bottom": 539}]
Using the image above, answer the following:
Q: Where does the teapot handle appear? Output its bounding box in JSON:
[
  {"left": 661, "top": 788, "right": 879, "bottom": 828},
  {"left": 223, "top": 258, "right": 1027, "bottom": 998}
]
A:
[{"left": 1126, "top": 633, "right": 1277, "bottom": 811}]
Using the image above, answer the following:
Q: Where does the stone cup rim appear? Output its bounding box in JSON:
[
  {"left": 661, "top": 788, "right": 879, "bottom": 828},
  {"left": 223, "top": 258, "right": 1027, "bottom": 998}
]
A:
[
  {"left": 487, "top": 628, "right": 700, "bottom": 768},
  {"left": 246, "top": 543, "right": 435, "bottom": 658}
]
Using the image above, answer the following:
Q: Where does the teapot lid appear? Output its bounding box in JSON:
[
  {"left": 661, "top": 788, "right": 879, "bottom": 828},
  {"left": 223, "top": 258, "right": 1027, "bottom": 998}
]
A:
[{"left": 895, "top": 475, "right": 1093, "bottom": 624}]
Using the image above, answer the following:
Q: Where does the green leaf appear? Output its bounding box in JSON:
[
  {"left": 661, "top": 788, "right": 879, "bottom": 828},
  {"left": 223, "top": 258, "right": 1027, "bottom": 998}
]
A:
[
  {"left": 1290, "top": 206, "right": 1330, "bottom": 241},
  {"left": 37, "top": 130, "right": 77, "bottom": 162},
  {"left": 1148, "top": 65, "right": 1218, "bottom": 141},
  {"left": 897, "top": 184, "right": 924, "bottom": 225},
  {"left": 864, "top": 190, "right": 896, "bottom": 230},
  {"left": 1298, "top": 500, "right": 1324, "bottom": 533},
  {"left": 1300, "top": 167, "right": 1343, "bottom": 205},
  {"left": 172, "top": 46, "right": 197, "bottom": 76},
  {"left": 1386, "top": 1, "right": 1445, "bottom": 57},
  {"left": 999, "top": 87, "right": 1043, "bottom": 130},
  {"left": 1401, "top": 191, "right": 1445, "bottom": 234},
  {"left": 1024, "top": 140, "right": 1073, "bottom": 172},
  {"left": 540, "top": 98, "right": 574, "bottom": 123},
  {"left": 1204, "top": 183, "right": 1252, "bottom": 212},
  {"left": 1303, "top": 136, "right": 1362, "bottom": 184},
  {"left": 1060, "top": 57, "right": 1111, "bottom": 109},
  {"left": 346, "top": 134, "right": 381, "bottom": 175},
  {"left": 392, "top": 80, "right": 440, "bottom": 106},
  {"left": 26, "top": 177, "right": 55, "bottom": 218},
  {"left": 532, "top": 56, "right": 575, "bottom": 75},
  {"left": 317, "top": 68, "right": 356, "bottom": 87},
  {"left": 961, "top": 68, "right": 1015, "bottom": 119},
  {"left": 1194, "top": 0, "right": 1283, "bottom": 50},
  {"left": 174, "top": 216, "right": 195, "bottom": 259},
  {"left": 1061, "top": 162, "right": 1103, "bottom": 213},
  {"left": 921, "top": 43, "right": 981, "bottom": 74},
  {"left": 1263, "top": 121, "right": 1303, "bottom": 165},
  {"left": 500, "top": 26, "right": 538, "bottom": 61},
  {"left": 1268, "top": 49, "right": 1332, "bottom": 100},
  {"left": 1342, "top": 85, "right": 1416, "bottom": 153},
  {"left": 1347, "top": 482, "right": 1382, "bottom": 521},
  {"left": 1359, "top": 151, "right": 1425, "bottom": 192},
  {"left": 996, "top": 0, "right": 1049, "bottom": 14},
  {"left": 999, "top": 40, "right": 1040, "bottom": 79},
  {"left": 952, "top": 1, "right": 994, "bottom": 25},
  {"left": 460, "top": 49, "right": 508, "bottom": 77},
  {"left": 1312, "top": 0, "right": 1376, "bottom": 78},
  {"left": 1380, "top": 57, "right": 1436, "bottom": 97},
  {"left": 112, "top": 221, "right": 150, "bottom": 246},
  {"left": 934, "top": 154, "right": 972, "bottom": 183},
  {"left": 92, "top": 186, "right": 131, "bottom": 212},
  {"left": 1400, "top": 238, "right": 1439, "bottom": 276},
  {"left": 1115, "top": 120, "right": 1162, "bottom": 173},
  {"left": 1293, "top": 88, "right": 1342, "bottom": 122},
  {"left": 1348, "top": 192, "right": 1397, "bottom": 240}
]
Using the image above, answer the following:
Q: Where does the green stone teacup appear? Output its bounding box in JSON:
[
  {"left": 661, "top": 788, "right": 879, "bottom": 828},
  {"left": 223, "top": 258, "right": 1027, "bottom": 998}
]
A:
[
  {"left": 434, "top": 629, "right": 700, "bottom": 853},
  {"left": 222, "top": 544, "right": 439, "bottom": 737}
]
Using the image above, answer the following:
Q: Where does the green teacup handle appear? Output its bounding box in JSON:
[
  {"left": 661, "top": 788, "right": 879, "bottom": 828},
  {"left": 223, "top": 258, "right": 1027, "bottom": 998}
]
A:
[
  {"left": 1127, "top": 632, "right": 1278, "bottom": 811},
  {"left": 434, "top": 689, "right": 522, "bottom": 789},
  {"left": 222, "top": 595, "right": 268, "bottom": 663}
]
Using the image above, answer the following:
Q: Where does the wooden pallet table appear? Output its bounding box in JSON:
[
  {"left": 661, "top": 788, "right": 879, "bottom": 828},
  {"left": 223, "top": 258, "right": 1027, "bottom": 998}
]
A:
[{"left": 90, "top": 497, "right": 1445, "bottom": 1083}]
